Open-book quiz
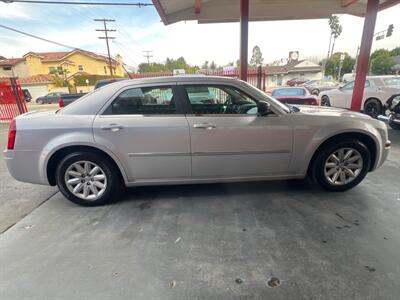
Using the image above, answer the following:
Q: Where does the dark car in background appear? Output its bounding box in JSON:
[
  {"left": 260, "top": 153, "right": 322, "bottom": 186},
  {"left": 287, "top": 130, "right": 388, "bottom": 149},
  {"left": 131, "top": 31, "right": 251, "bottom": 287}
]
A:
[
  {"left": 302, "top": 80, "right": 338, "bottom": 95},
  {"left": 22, "top": 89, "right": 32, "bottom": 102},
  {"left": 286, "top": 78, "right": 308, "bottom": 87},
  {"left": 94, "top": 78, "right": 127, "bottom": 89},
  {"left": 271, "top": 87, "right": 318, "bottom": 105},
  {"left": 36, "top": 92, "right": 67, "bottom": 104}
]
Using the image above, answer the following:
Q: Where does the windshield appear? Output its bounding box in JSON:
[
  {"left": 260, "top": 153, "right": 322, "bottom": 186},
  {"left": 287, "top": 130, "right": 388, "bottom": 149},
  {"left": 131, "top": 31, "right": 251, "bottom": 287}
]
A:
[
  {"left": 272, "top": 88, "right": 306, "bottom": 96},
  {"left": 383, "top": 77, "right": 400, "bottom": 86}
]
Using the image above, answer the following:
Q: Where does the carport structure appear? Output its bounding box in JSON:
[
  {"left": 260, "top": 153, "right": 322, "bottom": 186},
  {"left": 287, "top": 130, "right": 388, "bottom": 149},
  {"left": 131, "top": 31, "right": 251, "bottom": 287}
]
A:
[{"left": 152, "top": 0, "right": 399, "bottom": 112}]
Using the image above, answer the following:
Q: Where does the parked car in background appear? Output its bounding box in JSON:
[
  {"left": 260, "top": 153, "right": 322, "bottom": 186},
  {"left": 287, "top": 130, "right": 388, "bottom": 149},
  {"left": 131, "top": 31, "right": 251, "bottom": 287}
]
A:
[
  {"left": 59, "top": 78, "right": 128, "bottom": 107},
  {"left": 342, "top": 73, "right": 356, "bottom": 83},
  {"left": 319, "top": 76, "right": 400, "bottom": 118},
  {"left": 378, "top": 94, "right": 400, "bottom": 130},
  {"left": 22, "top": 89, "right": 32, "bottom": 102},
  {"left": 286, "top": 78, "right": 308, "bottom": 86},
  {"left": 58, "top": 93, "right": 87, "bottom": 107},
  {"left": 271, "top": 87, "right": 318, "bottom": 105},
  {"left": 5, "top": 76, "right": 390, "bottom": 206},
  {"left": 94, "top": 78, "right": 127, "bottom": 89},
  {"left": 36, "top": 92, "right": 67, "bottom": 104},
  {"left": 302, "top": 80, "right": 338, "bottom": 95}
]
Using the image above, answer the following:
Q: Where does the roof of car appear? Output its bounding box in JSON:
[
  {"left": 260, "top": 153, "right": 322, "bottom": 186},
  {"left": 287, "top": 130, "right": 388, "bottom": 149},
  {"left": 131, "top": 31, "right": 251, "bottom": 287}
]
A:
[
  {"left": 98, "top": 75, "right": 239, "bottom": 89},
  {"left": 272, "top": 86, "right": 307, "bottom": 90}
]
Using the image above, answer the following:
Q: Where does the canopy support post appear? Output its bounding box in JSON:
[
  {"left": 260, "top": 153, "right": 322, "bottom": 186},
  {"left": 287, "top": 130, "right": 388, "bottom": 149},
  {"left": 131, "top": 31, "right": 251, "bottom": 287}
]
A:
[
  {"left": 240, "top": 0, "right": 249, "bottom": 81},
  {"left": 350, "top": 0, "right": 379, "bottom": 112}
]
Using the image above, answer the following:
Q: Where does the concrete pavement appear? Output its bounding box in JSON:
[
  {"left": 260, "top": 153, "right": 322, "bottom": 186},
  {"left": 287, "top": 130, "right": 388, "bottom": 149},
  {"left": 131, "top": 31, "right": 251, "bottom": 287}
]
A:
[
  {"left": 0, "top": 129, "right": 399, "bottom": 299},
  {"left": 0, "top": 123, "right": 57, "bottom": 233}
]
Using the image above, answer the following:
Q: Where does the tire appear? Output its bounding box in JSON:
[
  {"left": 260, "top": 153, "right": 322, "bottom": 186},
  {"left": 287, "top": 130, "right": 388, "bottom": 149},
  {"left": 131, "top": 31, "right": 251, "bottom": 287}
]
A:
[
  {"left": 310, "top": 139, "right": 371, "bottom": 192},
  {"left": 389, "top": 121, "right": 400, "bottom": 130},
  {"left": 364, "top": 98, "right": 382, "bottom": 119},
  {"left": 311, "top": 89, "right": 319, "bottom": 96},
  {"left": 36, "top": 99, "right": 44, "bottom": 104},
  {"left": 320, "top": 95, "right": 331, "bottom": 106},
  {"left": 56, "top": 152, "right": 121, "bottom": 206}
]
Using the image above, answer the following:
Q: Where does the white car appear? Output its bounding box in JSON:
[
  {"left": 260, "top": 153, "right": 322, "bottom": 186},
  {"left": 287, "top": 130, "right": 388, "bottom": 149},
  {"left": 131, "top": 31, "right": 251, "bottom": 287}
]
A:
[{"left": 320, "top": 76, "right": 400, "bottom": 118}]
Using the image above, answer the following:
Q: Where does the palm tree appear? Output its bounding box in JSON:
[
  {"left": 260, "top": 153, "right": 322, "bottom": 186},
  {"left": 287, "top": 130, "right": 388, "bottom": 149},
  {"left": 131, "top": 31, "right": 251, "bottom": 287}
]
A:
[{"left": 328, "top": 16, "right": 343, "bottom": 57}]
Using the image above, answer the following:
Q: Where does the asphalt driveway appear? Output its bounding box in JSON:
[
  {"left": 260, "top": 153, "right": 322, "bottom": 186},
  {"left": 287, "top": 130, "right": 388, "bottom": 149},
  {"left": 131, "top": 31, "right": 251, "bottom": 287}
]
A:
[{"left": 0, "top": 127, "right": 399, "bottom": 300}]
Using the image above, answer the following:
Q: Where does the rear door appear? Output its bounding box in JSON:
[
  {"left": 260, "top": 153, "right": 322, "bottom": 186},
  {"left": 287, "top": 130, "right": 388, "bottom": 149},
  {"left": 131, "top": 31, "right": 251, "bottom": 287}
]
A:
[
  {"left": 93, "top": 83, "right": 191, "bottom": 182},
  {"left": 180, "top": 83, "right": 293, "bottom": 178}
]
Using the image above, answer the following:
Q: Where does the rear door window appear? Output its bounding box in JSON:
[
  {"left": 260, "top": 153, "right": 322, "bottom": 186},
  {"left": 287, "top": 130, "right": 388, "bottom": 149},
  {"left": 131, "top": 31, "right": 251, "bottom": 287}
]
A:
[{"left": 105, "top": 86, "right": 177, "bottom": 115}]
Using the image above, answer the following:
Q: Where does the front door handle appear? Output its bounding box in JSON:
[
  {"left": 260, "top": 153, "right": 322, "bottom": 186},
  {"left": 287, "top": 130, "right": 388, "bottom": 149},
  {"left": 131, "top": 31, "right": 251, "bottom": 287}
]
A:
[
  {"left": 101, "top": 124, "right": 123, "bottom": 132},
  {"left": 193, "top": 123, "right": 216, "bottom": 130}
]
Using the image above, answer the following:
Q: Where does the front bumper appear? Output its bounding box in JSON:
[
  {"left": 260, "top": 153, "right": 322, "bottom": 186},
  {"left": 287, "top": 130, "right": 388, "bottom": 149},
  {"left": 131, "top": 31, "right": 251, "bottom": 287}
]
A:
[{"left": 3, "top": 149, "right": 48, "bottom": 185}]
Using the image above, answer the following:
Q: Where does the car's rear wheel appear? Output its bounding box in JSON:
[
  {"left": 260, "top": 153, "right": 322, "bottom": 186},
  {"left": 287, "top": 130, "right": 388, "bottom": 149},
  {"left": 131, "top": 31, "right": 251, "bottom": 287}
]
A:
[
  {"left": 36, "top": 99, "right": 44, "bottom": 104},
  {"left": 311, "top": 139, "right": 371, "bottom": 191},
  {"left": 320, "top": 95, "right": 331, "bottom": 106},
  {"left": 56, "top": 152, "right": 120, "bottom": 206},
  {"left": 311, "top": 89, "right": 319, "bottom": 96},
  {"left": 364, "top": 98, "right": 382, "bottom": 118}
]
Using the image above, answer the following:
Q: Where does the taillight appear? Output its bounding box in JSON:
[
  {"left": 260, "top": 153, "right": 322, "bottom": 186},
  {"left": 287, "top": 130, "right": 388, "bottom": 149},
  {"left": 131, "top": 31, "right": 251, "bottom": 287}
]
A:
[
  {"left": 304, "top": 98, "right": 318, "bottom": 106},
  {"left": 7, "top": 119, "right": 16, "bottom": 150},
  {"left": 58, "top": 99, "right": 64, "bottom": 107}
]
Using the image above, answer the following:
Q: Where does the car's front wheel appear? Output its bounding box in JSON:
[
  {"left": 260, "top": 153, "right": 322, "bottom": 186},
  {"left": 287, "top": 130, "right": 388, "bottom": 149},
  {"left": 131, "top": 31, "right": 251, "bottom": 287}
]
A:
[
  {"left": 364, "top": 98, "right": 382, "bottom": 118},
  {"left": 311, "top": 139, "right": 371, "bottom": 191},
  {"left": 56, "top": 152, "right": 120, "bottom": 206}
]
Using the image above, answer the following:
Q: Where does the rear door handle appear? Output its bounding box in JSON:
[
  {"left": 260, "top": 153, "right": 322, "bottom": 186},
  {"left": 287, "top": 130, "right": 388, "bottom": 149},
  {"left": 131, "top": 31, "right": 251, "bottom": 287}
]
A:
[
  {"left": 193, "top": 123, "right": 216, "bottom": 130},
  {"left": 101, "top": 124, "right": 123, "bottom": 132}
]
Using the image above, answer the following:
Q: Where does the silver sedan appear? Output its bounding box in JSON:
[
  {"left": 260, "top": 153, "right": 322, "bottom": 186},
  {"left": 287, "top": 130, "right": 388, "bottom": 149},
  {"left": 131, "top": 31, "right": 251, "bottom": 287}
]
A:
[{"left": 4, "top": 76, "right": 390, "bottom": 206}]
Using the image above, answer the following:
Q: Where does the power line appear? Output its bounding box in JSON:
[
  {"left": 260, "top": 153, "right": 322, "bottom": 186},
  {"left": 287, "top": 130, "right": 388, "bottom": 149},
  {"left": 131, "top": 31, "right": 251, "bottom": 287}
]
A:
[
  {"left": 1, "top": 0, "right": 153, "bottom": 6},
  {"left": 143, "top": 50, "right": 153, "bottom": 64},
  {"left": 0, "top": 24, "right": 78, "bottom": 50},
  {"left": 95, "top": 18, "right": 116, "bottom": 77}
]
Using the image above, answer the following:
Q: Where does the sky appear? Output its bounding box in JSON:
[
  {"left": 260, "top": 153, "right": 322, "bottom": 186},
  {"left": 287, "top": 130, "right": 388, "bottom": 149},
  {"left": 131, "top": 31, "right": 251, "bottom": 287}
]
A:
[{"left": 0, "top": 1, "right": 399, "bottom": 68}]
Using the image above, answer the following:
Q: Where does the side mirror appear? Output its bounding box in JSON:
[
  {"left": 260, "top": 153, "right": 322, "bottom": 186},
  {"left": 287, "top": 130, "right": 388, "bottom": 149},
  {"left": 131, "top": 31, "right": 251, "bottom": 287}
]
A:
[{"left": 257, "top": 101, "right": 271, "bottom": 116}]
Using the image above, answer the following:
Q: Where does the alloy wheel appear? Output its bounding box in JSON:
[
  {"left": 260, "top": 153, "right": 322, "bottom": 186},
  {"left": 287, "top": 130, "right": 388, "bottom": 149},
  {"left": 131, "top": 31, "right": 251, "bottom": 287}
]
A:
[
  {"left": 64, "top": 161, "right": 107, "bottom": 201},
  {"left": 324, "top": 148, "right": 363, "bottom": 186}
]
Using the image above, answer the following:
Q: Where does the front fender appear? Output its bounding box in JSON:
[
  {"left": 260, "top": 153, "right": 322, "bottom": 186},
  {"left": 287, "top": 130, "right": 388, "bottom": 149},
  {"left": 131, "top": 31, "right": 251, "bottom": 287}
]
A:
[{"left": 290, "top": 118, "right": 384, "bottom": 175}]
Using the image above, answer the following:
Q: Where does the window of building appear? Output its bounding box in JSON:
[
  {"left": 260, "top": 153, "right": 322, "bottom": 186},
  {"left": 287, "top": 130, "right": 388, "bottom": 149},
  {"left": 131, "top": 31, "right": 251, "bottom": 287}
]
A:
[
  {"left": 3, "top": 66, "right": 12, "bottom": 71},
  {"left": 104, "top": 66, "right": 107, "bottom": 74},
  {"left": 105, "top": 86, "right": 176, "bottom": 115},
  {"left": 49, "top": 67, "right": 56, "bottom": 74},
  {"left": 78, "top": 65, "right": 84, "bottom": 71}
]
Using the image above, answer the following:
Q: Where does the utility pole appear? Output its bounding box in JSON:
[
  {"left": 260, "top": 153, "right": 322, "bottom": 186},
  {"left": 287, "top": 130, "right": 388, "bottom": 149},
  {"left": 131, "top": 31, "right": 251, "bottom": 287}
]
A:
[
  {"left": 143, "top": 50, "right": 153, "bottom": 64},
  {"left": 95, "top": 18, "right": 116, "bottom": 77}
]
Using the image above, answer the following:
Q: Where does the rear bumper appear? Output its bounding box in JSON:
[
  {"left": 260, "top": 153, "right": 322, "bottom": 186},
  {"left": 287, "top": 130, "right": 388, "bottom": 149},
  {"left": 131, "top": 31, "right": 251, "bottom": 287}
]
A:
[{"left": 3, "top": 149, "right": 49, "bottom": 185}]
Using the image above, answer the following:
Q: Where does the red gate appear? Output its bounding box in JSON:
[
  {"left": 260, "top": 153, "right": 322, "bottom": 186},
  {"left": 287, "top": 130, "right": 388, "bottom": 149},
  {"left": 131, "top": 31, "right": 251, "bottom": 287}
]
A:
[{"left": 0, "top": 78, "right": 28, "bottom": 122}]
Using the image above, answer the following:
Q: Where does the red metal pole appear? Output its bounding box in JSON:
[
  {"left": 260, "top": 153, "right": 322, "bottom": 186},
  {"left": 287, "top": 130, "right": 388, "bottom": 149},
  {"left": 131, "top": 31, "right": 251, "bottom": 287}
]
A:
[
  {"left": 240, "top": 0, "right": 249, "bottom": 81},
  {"left": 350, "top": 0, "right": 379, "bottom": 112}
]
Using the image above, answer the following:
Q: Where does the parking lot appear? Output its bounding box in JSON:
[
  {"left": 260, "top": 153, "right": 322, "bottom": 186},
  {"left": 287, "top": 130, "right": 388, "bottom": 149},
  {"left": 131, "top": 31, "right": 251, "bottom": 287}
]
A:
[{"left": 0, "top": 120, "right": 399, "bottom": 300}]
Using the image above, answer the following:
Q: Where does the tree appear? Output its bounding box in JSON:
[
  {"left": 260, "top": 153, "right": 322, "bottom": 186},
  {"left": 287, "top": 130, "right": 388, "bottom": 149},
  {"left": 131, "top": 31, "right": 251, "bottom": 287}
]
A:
[
  {"left": 250, "top": 45, "right": 264, "bottom": 66},
  {"left": 389, "top": 47, "right": 400, "bottom": 57},
  {"left": 370, "top": 48, "right": 389, "bottom": 60},
  {"left": 210, "top": 61, "right": 217, "bottom": 70},
  {"left": 370, "top": 53, "right": 395, "bottom": 75},
  {"left": 328, "top": 16, "right": 342, "bottom": 58},
  {"left": 201, "top": 60, "right": 209, "bottom": 69},
  {"left": 325, "top": 52, "right": 355, "bottom": 78}
]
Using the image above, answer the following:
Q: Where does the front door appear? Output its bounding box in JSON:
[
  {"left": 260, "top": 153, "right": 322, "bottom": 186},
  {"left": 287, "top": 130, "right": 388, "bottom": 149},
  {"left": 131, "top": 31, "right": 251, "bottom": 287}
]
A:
[
  {"left": 93, "top": 84, "right": 191, "bottom": 182},
  {"left": 180, "top": 84, "right": 293, "bottom": 178}
]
